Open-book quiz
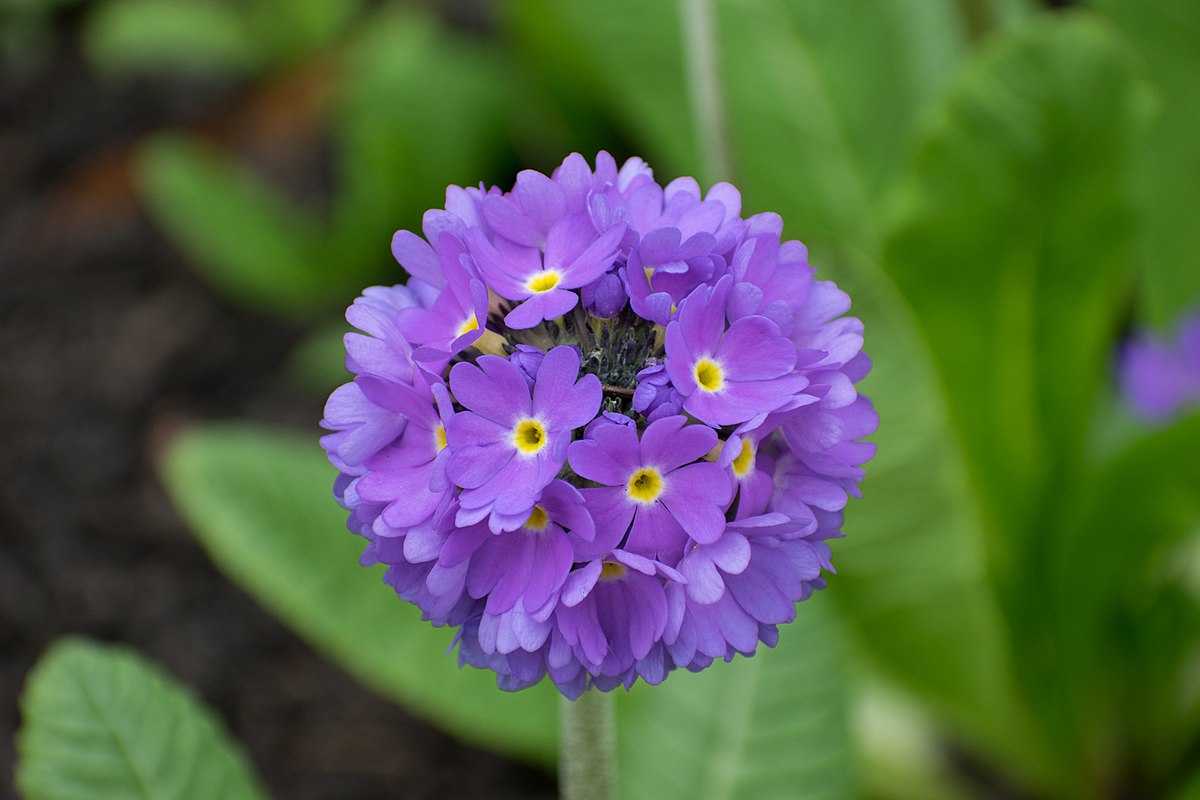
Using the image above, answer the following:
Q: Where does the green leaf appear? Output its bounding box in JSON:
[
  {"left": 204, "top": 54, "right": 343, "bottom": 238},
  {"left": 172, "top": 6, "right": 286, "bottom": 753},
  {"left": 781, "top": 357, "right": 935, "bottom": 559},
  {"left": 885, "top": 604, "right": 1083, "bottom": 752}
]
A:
[
  {"left": 825, "top": 250, "right": 1050, "bottom": 790},
  {"left": 722, "top": 0, "right": 966, "bottom": 245},
  {"left": 1050, "top": 412, "right": 1200, "bottom": 782},
  {"left": 1087, "top": 0, "right": 1200, "bottom": 327},
  {"left": 882, "top": 15, "right": 1145, "bottom": 551},
  {"left": 879, "top": 14, "right": 1148, "bottom": 786},
  {"left": 84, "top": 0, "right": 259, "bottom": 77},
  {"left": 16, "top": 638, "right": 267, "bottom": 800},
  {"left": 514, "top": 0, "right": 968, "bottom": 250},
  {"left": 617, "top": 597, "right": 856, "bottom": 800},
  {"left": 137, "top": 134, "right": 331, "bottom": 317},
  {"left": 159, "top": 424, "right": 557, "bottom": 765}
]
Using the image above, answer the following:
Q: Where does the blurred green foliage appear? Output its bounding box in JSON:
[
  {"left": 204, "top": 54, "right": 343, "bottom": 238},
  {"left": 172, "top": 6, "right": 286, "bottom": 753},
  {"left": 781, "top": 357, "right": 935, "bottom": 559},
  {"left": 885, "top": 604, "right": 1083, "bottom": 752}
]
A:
[{"left": 16, "top": 0, "right": 1200, "bottom": 798}]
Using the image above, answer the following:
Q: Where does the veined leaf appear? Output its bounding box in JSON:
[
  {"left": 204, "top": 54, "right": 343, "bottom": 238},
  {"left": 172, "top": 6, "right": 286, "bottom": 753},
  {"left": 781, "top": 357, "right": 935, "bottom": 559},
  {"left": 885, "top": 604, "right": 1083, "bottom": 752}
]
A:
[
  {"left": 16, "top": 638, "right": 267, "bottom": 800},
  {"left": 825, "top": 247, "right": 1049, "bottom": 790},
  {"left": 513, "top": 0, "right": 968, "bottom": 251},
  {"left": 159, "top": 424, "right": 557, "bottom": 765},
  {"left": 883, "top": 16, "right": 1145, "bottom": 552},
  {"left": 881, "top": 14, "right": 1148, "bottom": 787},
  {"left": 618, "top": 596, "right": 856, "bottom": 800}
]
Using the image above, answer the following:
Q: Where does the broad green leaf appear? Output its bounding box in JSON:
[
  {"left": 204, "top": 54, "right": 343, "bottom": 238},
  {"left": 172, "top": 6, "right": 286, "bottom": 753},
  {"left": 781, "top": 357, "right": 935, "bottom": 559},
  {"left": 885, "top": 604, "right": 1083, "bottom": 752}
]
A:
[
  {"left": 883, "top": 16, "right": 1145, "bottom": 551},
  {"left": 84, "top": 0, "right": 258, "bottom": 77},
  {"left": 881, "top": 15, "right": 1147, "bottom": 786},
  {"left": 728, "top": 0, "right": 966, "bottom": 235},
  {"left": 1050, "top": 412, "right": 1200, "bottom": 783},
  {"left": 825, "top": 249, "right": 1051, "bottom": 790},
  {"left": 137, "top": 135, "right": 333, "bottom": 317},
  {"left": 159, "top": 424, "right": 557, "bottom": 765},
  {"left": 514, "top": 0, "right": 967, "bottom": 250},
  {"left": 1088, "top": 0, "right": 1200, "bottom": 327},
  {"left": 617, "top": 596, "right": 856, "bottom": 800},
  {"left": 16, "top": 638, "right": 266, "bottom": 800}
]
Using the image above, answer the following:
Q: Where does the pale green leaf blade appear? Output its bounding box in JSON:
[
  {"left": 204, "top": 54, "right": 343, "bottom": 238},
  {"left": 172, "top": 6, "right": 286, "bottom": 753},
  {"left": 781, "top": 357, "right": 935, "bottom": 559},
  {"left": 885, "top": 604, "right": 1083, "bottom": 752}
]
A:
[
  {"left": 515, "top": 0, "right": 969, "bottom": 250},
  {"left": 159, "top": 424, "right": 557, "bottom": 765},
  {"left": 825, "top": 249, "right": 1054, "bottom": 791},
  {"left": 876, "top": 16, "right": 1147, "bottom": 787},
  {"left": 727, "top": 0, "right": 966, "bottom": 235},
  {"left": 618, "top": 597, "right": 856, "bottom": 800},
  {"left": 136, "top": 134, "right": 331, "bottom": 318},
  {"left": 16, "top": 638, "right": 267, "bottom": 800},
  {"left": 882, "top": 16, "right": 1145, "bottom": 543}
]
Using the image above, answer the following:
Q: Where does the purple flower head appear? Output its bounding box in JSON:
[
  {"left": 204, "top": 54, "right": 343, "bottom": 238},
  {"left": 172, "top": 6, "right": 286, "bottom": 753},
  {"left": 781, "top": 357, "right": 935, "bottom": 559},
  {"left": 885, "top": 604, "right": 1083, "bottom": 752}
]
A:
[
  {"left": 323, "top": 152, "right": 877, "bottom": 696},
  {"left": 1120, "top": 311, "right": 1200, "bottom": 423}
]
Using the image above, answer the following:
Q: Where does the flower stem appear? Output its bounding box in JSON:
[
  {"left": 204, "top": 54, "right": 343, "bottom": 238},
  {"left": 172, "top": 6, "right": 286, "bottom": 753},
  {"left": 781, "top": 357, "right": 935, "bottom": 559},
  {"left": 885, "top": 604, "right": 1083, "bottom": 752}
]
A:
[
  {"left": 678, "top": 0, "right": 732, "bottom": 183},
  {"left": 559, "top": 689, "right": 616, "bottom": 800}
]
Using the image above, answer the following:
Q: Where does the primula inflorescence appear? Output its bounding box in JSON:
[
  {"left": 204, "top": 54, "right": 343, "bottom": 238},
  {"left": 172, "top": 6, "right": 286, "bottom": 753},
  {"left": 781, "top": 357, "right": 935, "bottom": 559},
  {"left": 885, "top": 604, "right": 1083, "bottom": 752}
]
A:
[{"left": 321, "top": 152, "right": 877, "bottom": 697}]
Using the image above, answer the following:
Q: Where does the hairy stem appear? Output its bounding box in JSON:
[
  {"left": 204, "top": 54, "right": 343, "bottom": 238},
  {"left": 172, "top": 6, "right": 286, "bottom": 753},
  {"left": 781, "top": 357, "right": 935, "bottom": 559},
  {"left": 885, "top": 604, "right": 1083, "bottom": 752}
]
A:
[{"left": 559, "top": 689, "right": 616, "bottom": 800}]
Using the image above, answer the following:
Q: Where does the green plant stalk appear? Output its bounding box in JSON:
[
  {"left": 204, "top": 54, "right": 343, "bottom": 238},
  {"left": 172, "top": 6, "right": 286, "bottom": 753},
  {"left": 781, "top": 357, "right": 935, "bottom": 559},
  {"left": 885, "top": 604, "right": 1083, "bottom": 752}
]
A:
[
  {"left": 678, "top": 0, "right": 732, "bottom": 183},
  {"left": 559, "top": 689, "right": 616, "bottom": 800}
]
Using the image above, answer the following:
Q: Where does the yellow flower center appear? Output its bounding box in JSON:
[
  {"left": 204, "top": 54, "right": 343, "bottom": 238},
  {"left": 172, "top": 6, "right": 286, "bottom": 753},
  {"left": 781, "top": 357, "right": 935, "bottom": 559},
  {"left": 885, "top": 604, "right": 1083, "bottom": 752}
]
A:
[
  {"left": 512, "top": 418, "right": 548, "bottom": 455},
  {"left": 524, "top": 505, "right": 549, "bottom": 531},
  {"left": 694, "top": 358, "right": 724, "bottom": 392},
  {"left": 527, "top": 270, "right": 561, "bottom": 293},
  {"left": 434, "top": 424, "right": 447, "bottom": 452},
  {"left": 731, "top": 439, "right": 755, "bottom": 478},
  {"left": 456, "top": 314, "right": 480, "bottom": 337},
  {"left": 626, "top": 467, "right": 665, "bottom": 504},
  {"left": 599, "top": 562, "right": 627, "bottom": 581}
]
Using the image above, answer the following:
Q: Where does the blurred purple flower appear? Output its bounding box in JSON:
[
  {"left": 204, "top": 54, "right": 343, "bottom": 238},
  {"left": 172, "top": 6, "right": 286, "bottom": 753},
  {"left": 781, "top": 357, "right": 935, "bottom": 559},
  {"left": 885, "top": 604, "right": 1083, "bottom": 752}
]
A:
[{"left": 1120, "top": 312, "right": 1200, "bottom": 423}]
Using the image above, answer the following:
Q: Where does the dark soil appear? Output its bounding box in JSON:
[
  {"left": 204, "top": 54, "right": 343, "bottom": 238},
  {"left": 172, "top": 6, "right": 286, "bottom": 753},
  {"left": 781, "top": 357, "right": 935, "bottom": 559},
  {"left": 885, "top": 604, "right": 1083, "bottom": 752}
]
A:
[{"left": 0, "top": 21, "right": 554, "bottom": 800}]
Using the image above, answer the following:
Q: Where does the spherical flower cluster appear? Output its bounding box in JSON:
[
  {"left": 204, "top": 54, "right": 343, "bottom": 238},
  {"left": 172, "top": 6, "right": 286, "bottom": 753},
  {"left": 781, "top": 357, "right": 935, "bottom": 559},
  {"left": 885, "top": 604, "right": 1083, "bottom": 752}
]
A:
[
  {"left": 1120, "top": 310, "right": 1200, "bottom": 423},
  {"left": 321, "top": 152, "right": 877, "bottom": 697}
]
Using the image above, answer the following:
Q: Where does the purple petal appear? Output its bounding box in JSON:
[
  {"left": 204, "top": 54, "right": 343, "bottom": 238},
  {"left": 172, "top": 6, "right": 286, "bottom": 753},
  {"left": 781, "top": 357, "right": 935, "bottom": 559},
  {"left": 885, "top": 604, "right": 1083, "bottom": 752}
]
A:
[
  {"left": 449, "top": 355, "right": 531, "bottom": 424},
  {"left": 639, "top": 415, "right": 716, "bottom": 472},
  {"left": 504, "top": 288, "right": 579, "bottom": 329},
  {"left": 717, "top": 316, "right": 796, "bottom": 380},
  {"left": 660, "top": 462, "right": 731, "bottom": 543}
]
